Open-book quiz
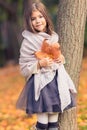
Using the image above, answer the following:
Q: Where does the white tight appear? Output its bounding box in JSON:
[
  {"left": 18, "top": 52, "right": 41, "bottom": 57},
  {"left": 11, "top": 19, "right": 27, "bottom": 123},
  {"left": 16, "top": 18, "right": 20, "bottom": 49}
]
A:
[{"left": 37, "top": 113, "right": 59, "bottom": 124}]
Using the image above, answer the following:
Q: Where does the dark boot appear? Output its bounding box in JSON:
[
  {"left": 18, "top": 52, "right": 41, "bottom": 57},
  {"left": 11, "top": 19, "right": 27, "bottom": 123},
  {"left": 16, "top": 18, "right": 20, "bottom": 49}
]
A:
[
  {"left": 36, "top": 122, "right": 48, "bottom": 130},
  {"left": 48, "top": 122, "right": 59, "bottom": 130}
]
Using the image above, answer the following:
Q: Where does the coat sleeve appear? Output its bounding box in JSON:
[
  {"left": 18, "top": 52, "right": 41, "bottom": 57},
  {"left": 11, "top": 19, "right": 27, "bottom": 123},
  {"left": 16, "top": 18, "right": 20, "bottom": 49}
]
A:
[{"left": 19, "top": 39, "right": 40, "bottom": 79}]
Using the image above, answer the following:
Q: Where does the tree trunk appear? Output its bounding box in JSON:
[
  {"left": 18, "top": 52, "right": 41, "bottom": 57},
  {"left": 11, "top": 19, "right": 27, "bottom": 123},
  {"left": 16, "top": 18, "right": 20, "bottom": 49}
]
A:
[{"left": 57, "top": 0, "right": 87, "bottom": 130}]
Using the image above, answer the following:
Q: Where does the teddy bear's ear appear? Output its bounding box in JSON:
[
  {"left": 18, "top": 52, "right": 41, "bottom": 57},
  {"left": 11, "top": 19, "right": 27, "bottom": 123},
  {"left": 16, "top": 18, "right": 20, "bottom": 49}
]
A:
[
  {"left": 42, "top": 39, "right": 48, "bottom": 44},
  {"left": 41, "top": 39, "right": 50, "bottom": 52},
  {"left": 51, "top": 43, "right": 60, "bottom": 48}
]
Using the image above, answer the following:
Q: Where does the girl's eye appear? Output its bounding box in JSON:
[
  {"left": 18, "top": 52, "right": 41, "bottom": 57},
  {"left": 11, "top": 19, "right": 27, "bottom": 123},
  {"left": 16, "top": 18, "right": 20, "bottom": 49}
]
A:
[
  {"left": 39, "top": 15, "right": 43, "bottom": 18},
  {"left": 31, "top": 18, "right": 35, "bottom": 21}
]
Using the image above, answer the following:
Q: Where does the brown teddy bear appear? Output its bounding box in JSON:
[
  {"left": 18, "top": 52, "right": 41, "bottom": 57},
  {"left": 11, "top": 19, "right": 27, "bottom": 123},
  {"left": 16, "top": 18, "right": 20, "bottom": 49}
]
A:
[{"left": 35, "top": 39, "right": 61, "bottom": 60}]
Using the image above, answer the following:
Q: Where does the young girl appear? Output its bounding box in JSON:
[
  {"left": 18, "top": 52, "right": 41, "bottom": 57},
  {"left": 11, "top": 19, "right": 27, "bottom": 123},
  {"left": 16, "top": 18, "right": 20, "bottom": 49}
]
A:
[{"left": 16, "top": 2, "right": 77, "bottom": 130}]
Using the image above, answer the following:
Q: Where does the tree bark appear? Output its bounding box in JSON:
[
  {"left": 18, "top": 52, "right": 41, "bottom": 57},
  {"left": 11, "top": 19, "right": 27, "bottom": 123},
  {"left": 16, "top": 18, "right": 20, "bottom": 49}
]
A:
[{"left": 57, "top": 0, "right": 87, "bottom": 130}]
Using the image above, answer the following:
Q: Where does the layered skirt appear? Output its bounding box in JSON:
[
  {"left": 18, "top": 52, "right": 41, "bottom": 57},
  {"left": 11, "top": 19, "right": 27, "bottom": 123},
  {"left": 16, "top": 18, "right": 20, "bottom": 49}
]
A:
[{"left": 16, "top": 71, "right": 76, "bottom": 114}]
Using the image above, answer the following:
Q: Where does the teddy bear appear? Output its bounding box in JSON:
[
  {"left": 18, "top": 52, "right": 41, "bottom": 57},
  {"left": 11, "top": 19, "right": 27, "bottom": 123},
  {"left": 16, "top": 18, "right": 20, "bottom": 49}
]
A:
[{"left": 35, "top": 39, "right": 61, "bottom": 60}]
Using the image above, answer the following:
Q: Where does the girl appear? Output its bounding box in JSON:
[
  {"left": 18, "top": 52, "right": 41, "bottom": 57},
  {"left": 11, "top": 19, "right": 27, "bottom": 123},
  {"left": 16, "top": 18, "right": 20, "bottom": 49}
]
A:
[{"left": 16, "top": 2, "right": 77, "bottom": 130}]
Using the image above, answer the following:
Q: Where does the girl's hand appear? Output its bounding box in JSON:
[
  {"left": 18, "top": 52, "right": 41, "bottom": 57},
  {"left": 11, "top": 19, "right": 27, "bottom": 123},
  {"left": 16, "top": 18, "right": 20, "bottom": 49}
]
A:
[
  {"left": 39, "top": 57, "right": 53, "bottom": 68},
  {"left": 54, "top": 54, "right": 65, "bottom": 64}
]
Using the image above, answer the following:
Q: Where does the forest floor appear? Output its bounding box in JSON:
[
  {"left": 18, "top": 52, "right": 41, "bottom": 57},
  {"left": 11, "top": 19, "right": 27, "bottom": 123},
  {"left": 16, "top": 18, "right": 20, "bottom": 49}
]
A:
[{"left": 0, "top": 58, "right": 87, "bottom": 130}]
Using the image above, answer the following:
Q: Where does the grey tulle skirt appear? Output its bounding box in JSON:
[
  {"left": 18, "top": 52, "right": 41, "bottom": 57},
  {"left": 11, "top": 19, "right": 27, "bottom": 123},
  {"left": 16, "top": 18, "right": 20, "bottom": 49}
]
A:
[{"left": 16, "top": 71, "right": 76, "bottom": 114}]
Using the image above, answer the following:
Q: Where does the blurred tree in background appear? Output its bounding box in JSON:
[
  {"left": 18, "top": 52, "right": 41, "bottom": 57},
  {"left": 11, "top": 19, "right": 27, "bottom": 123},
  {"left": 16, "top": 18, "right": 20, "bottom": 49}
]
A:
[
  {"left": 0, "top": 0, "right": 23, "bottom": 66},
  {"left": 0, "top": 0, "right": 87, "bottom": 67}
]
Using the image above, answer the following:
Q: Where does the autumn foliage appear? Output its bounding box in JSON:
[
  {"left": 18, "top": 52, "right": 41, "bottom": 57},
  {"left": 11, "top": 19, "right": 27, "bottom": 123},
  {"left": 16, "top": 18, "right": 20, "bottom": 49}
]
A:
[{"left": 0, "top": 58, "right": 87, "bottom": 130}]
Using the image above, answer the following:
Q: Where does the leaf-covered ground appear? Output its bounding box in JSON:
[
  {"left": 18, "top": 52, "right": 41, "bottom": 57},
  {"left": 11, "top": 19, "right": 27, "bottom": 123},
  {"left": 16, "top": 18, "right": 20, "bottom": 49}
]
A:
[
  {"left": 78, "top": 58, "right": 87, "bottom": 130},
  {"left": 0, "top": 58, "right": 87, "bottom": 130}
]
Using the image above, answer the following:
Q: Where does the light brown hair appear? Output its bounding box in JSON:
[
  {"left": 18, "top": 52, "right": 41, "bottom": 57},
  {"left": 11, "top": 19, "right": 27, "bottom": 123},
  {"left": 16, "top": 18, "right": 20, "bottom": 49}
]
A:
[{"left": 24, "top": 2, "right": 54, "bottom": 35}]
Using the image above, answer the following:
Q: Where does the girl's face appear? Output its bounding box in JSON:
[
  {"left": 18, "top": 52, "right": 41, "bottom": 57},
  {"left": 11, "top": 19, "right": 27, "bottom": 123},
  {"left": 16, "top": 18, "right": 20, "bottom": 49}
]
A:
[{"left": 31, "top": 10, "right": 47, "bottom": 32}]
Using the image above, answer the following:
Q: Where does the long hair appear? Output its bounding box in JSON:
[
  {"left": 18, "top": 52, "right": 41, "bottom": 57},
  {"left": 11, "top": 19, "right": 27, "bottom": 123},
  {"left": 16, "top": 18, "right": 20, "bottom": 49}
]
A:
[{"left": 24, "top": 2, "right": 54, "bottom": 35}]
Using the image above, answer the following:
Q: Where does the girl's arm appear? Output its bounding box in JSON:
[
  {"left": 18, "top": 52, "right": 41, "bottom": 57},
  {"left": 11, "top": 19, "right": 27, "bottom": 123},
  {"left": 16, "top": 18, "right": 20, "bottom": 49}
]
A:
[
  {"left": 19, "top": 39, "right": 53, "bottom": 79},
  {"left": 19, "top": 39, "right": 40, "bottom": 79}
]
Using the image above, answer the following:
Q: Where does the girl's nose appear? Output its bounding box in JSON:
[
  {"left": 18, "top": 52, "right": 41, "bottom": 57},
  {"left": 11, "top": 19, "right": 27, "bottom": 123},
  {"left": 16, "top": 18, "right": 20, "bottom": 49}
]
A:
[{"left": 36, "top": 18, "right": 40, "bottom": 23}]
